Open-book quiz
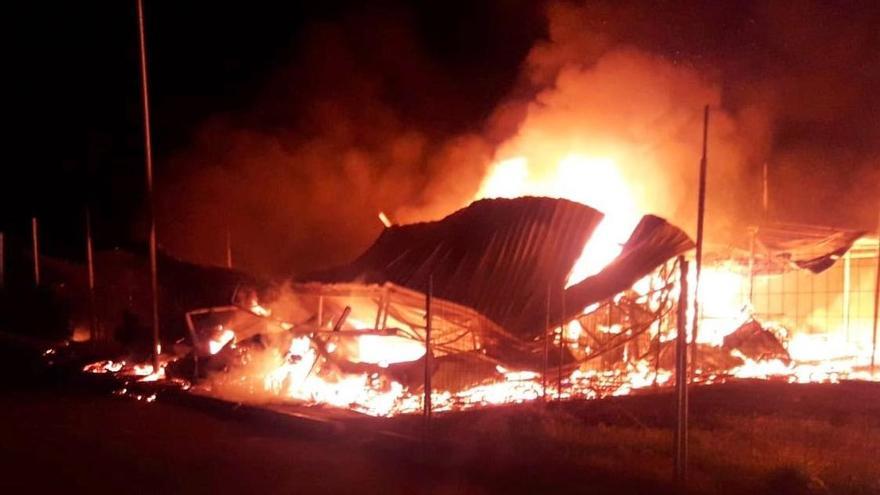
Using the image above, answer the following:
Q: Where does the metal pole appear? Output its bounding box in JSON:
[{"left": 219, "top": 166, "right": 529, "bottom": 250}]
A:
[
  {"left": 225, "top": 227, "right": 233, "bottom": 269},
  {"left": 424, "top": 275, "right": 433, "bottom": 421},
  {"left": 748, "top": 226, "right": 757, "bottom": 304},
  {"left": 842, "top": 252, "right": 851, "bottom": 340},
  {"left": 31, "top": 217, "right": 40, "bottom": 287},
  {"left": 86, "top": 209, "right": 98, "bottom": 341},
  {"left": 557, "top": 288, "right": 565, "bottom": 400},
  {"left": 762, "top": 161, "right": 769, "bottom": 218},
  {"left": 674, "top": 256, "right": 690, "bottom": 487},
  {"left": 691, "top": 105, "right": 709, "bottom": 379},
  {"left": 137, "top": 0, "right": 162, "bottom": 371},
  {"left": 543, "top": 283, "right": 550, "bottom": 400},
  {"left": 871, "top": 219, "right": 880, "bottom": 375},
  {"left": 0, "top": 232, "right": 4, "bottom": 289}
]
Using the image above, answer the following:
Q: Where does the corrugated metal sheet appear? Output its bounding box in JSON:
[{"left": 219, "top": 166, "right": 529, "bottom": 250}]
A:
[
  {"left": 304, "top": 197, "right": 603, "bottom": 335},
  {"left": 304, "top": 197, "right": 693, "bottom": 338}
]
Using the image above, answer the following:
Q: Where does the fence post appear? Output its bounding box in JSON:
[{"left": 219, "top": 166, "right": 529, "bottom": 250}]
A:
[
  {"left": 674, "top": 256, "right": 690, "bottom": 487},
  {"left": 0, "top": 232, "right": 4, "bottom": 289},
  {"left": 86, "top": 209, "right": 98, "bottom": 340},
  {"left": 543, "top": 283, "right": 550, "bottom": 401},
  {"left": 557, "top": 287, "right": 565, "bottom": 400},
  {"left": 32, "top": 217, "right": 40, "bottom": 287},
  {"left": 424, "top": 275, "right": 433, "bottom": 422}
]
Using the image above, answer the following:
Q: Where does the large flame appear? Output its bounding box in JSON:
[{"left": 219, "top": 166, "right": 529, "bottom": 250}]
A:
[
  {"left": 82, "top": 154, "right": 877, "bottom": 417},
  {"left": 476, "top": 155, "right": 641, "bottom": 286}
]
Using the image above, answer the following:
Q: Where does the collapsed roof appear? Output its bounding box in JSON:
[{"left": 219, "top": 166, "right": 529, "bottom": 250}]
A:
[{"left": 303, "top": 197, "right": 693, "bottom": 339}]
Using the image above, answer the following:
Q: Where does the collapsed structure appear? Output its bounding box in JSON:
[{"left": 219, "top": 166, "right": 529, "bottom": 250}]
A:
[
  {"left": 175, "top": 197, "right": 697, "bottom": 415},
  {"left": 83, "top": 197, "right": 876, "bottom": 417}
]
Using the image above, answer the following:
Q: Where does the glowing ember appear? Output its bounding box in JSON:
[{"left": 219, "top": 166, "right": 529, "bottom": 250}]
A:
[
  {"left": 378, "top": 211, "right": 392, "bottom": 228},
  {"left": 83, "top": 359, "right": 167, "bottom": 383}
]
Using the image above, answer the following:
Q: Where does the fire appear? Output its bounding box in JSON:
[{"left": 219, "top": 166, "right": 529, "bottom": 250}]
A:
[
  {"left": 378, "top": 211, "right": 392, "bottom": 228},
  {"left": 208, "top": 327, "right": 236, "bottom": 355},
  {"left": 263, "top": 336, "right": 407, "bottom": 416},
  {"left": 79, "top": 154, "right": 877, "bottom": 418},
  {"left": 476, "top": 155, "right": 641, "bottom": 286},
  {"left": 349, "top": 335, "right": 425, "bottom": 366},
  {"left": 83, "top": 359, "right": 167, "bottom": 382}
]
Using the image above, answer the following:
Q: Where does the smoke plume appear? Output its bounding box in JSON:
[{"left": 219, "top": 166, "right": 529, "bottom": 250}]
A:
[{"left": 158, "top": 1, "right": 879, "bottom": 275}]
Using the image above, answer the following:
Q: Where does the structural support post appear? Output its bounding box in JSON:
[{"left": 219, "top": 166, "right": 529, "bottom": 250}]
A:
[
  {"left": 748, "top": 226, "right": 757, "bottom": 304},
  {"left": 137, "top": 0, "right": 162, "bottom": 371},
  {"left": 842, "top": 252, "right": 851, "bottom": 340},
  {"left": 871, "top": 220, "right": 880, "bottom": 376},
  {"left": 543, "top": 283, "right": 551, "bottom": 401},
  {"left": 32, "top": 217, "right": 40, "bottom": 287},
  {"left": 0, "top": 232, "right": 4, "bottom": 290},
  {"left": 557, "top": 288, "right": 565, "bottom": 400},
  {"left": 225, "top": 227, "right": 233, "bottom": 269},
  {"left": 674, "top": 256, "right": 690, "bottom": 488},
  {"left": 691, "top": 105, "right": 709, "bottom": 379},
  {"left": 86, "top": 209, "right": 98, "bottom": 341},
  {"left": 424, "top": 275, "right": 433, "bottom": 422}
]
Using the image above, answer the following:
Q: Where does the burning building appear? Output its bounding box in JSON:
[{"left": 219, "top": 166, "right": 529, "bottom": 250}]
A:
[
  {"left": 172, "top": 196, "right": 693, "bottom": 415},
  {"left": 78, "top": 145, "right": 878, "bottom": 418},
  {"left": 150, "top": 189, "right": 875, "bottom": 417}
]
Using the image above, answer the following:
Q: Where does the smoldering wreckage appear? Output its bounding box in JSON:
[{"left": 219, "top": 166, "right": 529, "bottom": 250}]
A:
[{"left": 28, "top": 194, "right": 871, "bottom": 418}]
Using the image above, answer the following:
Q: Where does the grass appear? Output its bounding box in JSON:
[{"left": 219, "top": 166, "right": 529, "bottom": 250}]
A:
[{"left": 418, "top": 389, "right": 880, "bottom": 495}]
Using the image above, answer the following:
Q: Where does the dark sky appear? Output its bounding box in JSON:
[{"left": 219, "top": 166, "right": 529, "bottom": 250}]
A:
[
  {"left": 5, "top": 0, "right": 879, "bottom": 274},
  {"left": 4, "top": 0, "right": 542, "bottom": 262}
]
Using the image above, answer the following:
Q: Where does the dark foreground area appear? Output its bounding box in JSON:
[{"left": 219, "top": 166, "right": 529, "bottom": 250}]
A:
[{"left": 1, "top": 337, "right": 878, "bottom": 494}]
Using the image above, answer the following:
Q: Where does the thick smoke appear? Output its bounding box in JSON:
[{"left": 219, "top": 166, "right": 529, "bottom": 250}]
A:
[
  {"left": 158, "top": 1, "right": 879, "bottom": 275},
  {"left": 157, "top": 14, "right": 496, "bottom": 275}
]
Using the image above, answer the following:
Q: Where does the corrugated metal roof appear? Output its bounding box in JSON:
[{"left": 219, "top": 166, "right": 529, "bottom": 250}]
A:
[{"left": 304, "top": 197, "right": 693, "bottom": 338}]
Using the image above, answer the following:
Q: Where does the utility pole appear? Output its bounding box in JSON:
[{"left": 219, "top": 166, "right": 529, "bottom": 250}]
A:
[
  {"left": 871, "top": 209, "right": 880, "bottom": 376},
  {"left": 225, "top": 227, "right": 233, "bottom": 269},
  {"left": 86, "top": 209, "right": 98, "bottom": 340},
  {"left": 137, "top": 0, "right": 162, "bottom": 371},
  {"left": 32, "top": 217, "right": 40, "bottom": 287},
  {"left": 691, "top": 105, "right": 709, "bottom": 378},
  {"left": 0, "top": 232, "right": 4, "bottom": 289}
]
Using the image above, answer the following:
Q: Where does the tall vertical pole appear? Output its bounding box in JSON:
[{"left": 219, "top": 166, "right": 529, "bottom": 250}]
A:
[
  {"left": 871, "top": 213, "right": 880, "bottom": 375},
  {"left": 31, "top": 217, "right": 40, "bottom": 287},
  {"left": 674, "top": 256, "right": 690, "bottom": 487},
  {"left": 0, "top": 232, "right": 4, "bottom": 290},
  {"left": 86, "top": 209, "right": 97, "bottom": 340},
  {"left": 557, "top": 288, "right": 565, "bottom": 400},
  {"left": 691, "top": 105, "right": 709, "bottom": 379},
  {"left": 762, "top": 161, "right": 769, "bottom": 218},
  {"left": 748, "top": 226, "right": 757, "bottom": 304},
  {"left": 137, "top": 0, "right": 162, "bottom": 371},
  {"left": 424, "top": 275, "right": 433, "bottom": 422},
  {"left": 225, "top": 227, "right": 233, "bottom": 269},
  {"left": 543, "top": 283, "right": 551, "bottom": 400},
  {"left": 842, "top": 252, "right": 851, "bottom": 340}
]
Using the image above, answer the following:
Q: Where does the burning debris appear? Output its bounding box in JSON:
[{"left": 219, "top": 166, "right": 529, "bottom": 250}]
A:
[{"left": 81, "top": 195, "right": 878, "bottom": 417}]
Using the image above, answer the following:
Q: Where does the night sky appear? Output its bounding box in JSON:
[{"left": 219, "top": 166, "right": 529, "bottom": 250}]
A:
[{"left": 5, "top": 1, "right": 879, "bottom": 274}]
